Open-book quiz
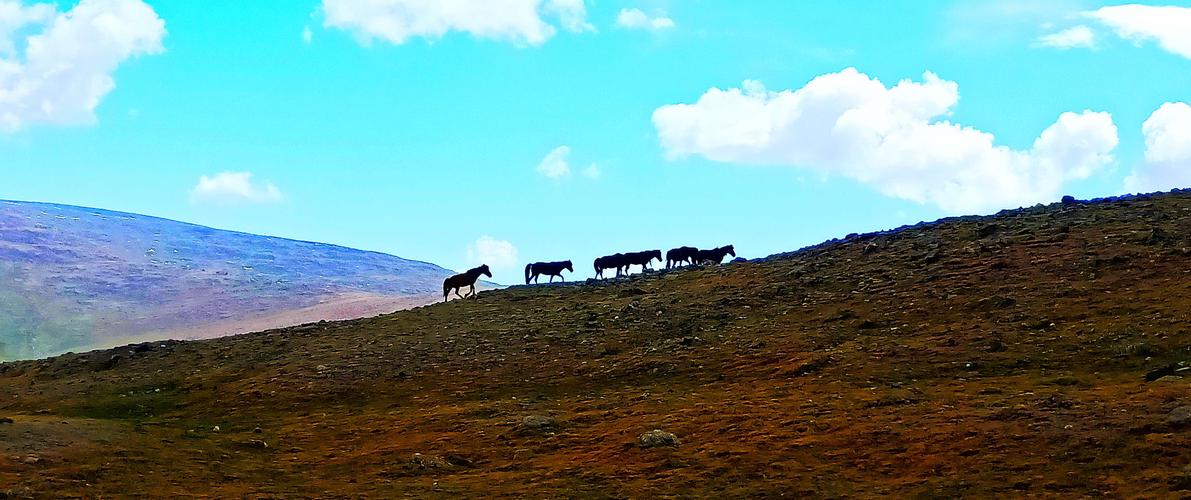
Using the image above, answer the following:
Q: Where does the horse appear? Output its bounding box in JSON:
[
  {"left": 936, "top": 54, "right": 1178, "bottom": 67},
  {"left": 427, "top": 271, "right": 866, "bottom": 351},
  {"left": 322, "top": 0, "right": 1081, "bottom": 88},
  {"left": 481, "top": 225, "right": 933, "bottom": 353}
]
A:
[
  {"left": 694, "top": 245, "right": 736, "bottom": 265},
  {"left": 443, "top": 264, "right": 491, "bottom": 301},
  {"left": 623, "top": 250, "right": 662, "bottom": 274},
  {"left": 666, "top": 246, "right": 699, "bottom": 269},
  {"left": 525, "top": 260, "right": 573, "bottom": 284},
  {"left": 594, "top": 253, "right": 627, "bottom": 279}
]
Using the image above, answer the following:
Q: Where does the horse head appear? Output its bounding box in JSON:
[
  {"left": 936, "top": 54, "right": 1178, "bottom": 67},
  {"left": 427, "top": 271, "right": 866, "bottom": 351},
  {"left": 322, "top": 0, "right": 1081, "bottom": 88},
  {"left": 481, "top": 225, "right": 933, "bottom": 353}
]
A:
[
  {"left": 724, "top": 245, "right": 736, "bottom": 257},
  {"left": 650, "top": 250, "right": 662, "bottom": 262},
  {"left": 479, "top": 264, "right": 492, "bottom": 278},
  {"left": 565, "top": 260, "right": 574, "bottom": 272}
]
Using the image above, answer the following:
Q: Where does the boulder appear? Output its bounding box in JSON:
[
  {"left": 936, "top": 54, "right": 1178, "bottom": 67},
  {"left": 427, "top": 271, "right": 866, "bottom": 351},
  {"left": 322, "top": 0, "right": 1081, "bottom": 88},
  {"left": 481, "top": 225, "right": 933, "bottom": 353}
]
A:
[{"left": 639, "top": 429, "right": 680, "bottom": 448}]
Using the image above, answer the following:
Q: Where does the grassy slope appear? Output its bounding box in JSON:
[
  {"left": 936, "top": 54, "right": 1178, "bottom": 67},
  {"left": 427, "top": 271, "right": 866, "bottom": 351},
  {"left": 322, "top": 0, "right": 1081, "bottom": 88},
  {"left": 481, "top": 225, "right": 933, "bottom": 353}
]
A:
[{"left": 1, "top": 192, "right": 1190, "bottom": 497}]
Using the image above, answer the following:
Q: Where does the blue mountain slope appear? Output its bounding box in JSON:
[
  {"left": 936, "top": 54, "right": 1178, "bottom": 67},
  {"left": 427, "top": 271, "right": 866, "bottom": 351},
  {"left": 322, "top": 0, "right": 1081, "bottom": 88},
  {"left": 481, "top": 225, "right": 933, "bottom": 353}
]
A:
[{"left": 0, "top": 200, "right": 461, "bottom": 360}]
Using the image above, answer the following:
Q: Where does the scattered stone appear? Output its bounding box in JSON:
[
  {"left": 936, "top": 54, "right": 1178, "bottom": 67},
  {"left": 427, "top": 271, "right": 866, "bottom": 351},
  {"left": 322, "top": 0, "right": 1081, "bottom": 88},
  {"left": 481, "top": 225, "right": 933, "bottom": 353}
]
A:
[
  {"left": 253, "top": 426, "right": 263, "bottom": 434},
  {"left": 1167, "top": 406, "right": 1191, "bottom": 428},
  {"left": 211, "top": 425, "right": 221, "bottom": 433},
  {"left": 243, "top": 439, "right": 268, "bottom": 449},
  {"left": 316, "top": 365, "right": 328, "bottom": 372},
  {"left": 132, "top": 343, "right": 154, "bottom": 353},
  {"left": 639, "top": 429, "right": 680, "bottom": 448},
  {"left": 1155, "top": 375, "right": 1184, "bottom": 383},
  {"left": 22, "top": 455, "right": 41, "bottom": 465},
  {"left": 1061, "top": 195, "right": 1078, "bottom": 205},
  {"left": 0, "top": 417, "right": 12, "bottom": 424}
]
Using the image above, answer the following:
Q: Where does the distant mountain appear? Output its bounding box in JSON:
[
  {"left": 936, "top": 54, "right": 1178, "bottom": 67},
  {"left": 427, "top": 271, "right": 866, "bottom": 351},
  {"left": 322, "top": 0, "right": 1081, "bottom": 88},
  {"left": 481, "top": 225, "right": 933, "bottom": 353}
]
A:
[{"left": 0, "top": 200, "right": 463, "bottom": 360}]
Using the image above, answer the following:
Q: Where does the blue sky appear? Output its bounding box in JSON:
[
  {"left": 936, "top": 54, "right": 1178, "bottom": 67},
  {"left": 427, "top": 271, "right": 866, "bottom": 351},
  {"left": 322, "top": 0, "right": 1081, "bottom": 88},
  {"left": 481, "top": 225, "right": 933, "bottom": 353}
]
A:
[{"left": 2, "top": 0, "right": 1190, "bottom": 284}]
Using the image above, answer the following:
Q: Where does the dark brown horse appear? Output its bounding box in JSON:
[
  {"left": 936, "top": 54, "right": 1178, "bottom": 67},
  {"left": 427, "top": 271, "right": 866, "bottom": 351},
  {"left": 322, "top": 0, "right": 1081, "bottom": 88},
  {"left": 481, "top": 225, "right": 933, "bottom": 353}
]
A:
[
  {"left": 443, "top": 264, "right": 491, "bottom": 301},
  {"left": 525, "top": 260, "right": 573, "bottom": 284},
  {"left": 623, "top": 250, "right": 662, "bottom": 274},
  {"left": 666, "top": 246, "right": 699, "bottom": 269},
  {"left": 694, "top": 245, "right": 736, "bottom": 265},
  {"left": 594, "top": 253, "right": 626, "bottom": 279}
]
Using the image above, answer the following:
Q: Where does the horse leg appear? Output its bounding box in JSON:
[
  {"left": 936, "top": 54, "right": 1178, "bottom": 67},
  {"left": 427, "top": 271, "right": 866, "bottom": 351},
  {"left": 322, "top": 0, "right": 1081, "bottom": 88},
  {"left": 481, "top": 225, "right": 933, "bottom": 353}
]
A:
[
  {"left": 469, "top": 284, "right": 477, "bottom": 298},
  {"left": 454, "top": 288, "right": 465, "bottom": 299}
]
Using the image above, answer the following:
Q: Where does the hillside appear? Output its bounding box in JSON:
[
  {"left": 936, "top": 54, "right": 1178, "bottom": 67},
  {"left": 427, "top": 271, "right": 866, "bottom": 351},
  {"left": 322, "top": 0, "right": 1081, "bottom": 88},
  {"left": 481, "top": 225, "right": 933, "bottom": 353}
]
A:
[
  {"left": 2, "top": 191, "right": 1191, "bottom": 497},
  {"left": 0, "top": 200, "right": 460, "bottom": 360}
]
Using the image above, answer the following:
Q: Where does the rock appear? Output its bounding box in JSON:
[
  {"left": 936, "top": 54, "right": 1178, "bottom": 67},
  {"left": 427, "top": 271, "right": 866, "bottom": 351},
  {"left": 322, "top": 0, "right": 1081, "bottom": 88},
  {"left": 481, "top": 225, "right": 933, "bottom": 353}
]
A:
[
  {"left": 1167, "top": 406, "right": 1191, "bottom": 428},
  {"left": 132, "top": 343, "right": 154, "bottom": 353},
  {"left": 1061, "top": 195, "right": 1078, "bottom": 205},
  {"left": 730, "top": 257, "right": 747, "bottom": 263},
  {"left": 617, "top": 288, "right": 647, "bottom": 298},
  {"left": 253, "top": 426, "right": 263, "bottom": 434},
  {"left": 22, "top": 455, "right": 41, "bottom": 465},
  {"left": 639, "top": 429, "right": 680, "bottom": 448},
  {"left": 519, "top": 415, "right": 557, "bottom": 432},
  {"left": 409, "top": 453, "right": 450, "bottom": 469},
  {"left": 243, "top": 439, "right": 268, "bottom": 449},
  {"left": 211, "top": 425, "right": 221, "bottom": 432},
  {"left": 1147, "top": 364, "right": 1179, "bottom": 382},
  {"left": 0, "top": 417, "right": 12, "bottom": 424},
  {"left": 1155, "top": 375, "right": 1184, "bottom": 383}
]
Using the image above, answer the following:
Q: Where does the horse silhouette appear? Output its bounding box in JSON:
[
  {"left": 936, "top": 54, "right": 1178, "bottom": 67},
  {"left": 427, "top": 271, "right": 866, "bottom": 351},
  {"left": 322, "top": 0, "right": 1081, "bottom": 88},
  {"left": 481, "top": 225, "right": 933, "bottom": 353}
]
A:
[
  {"left": 594, "top": 253, "right": 626, "bottom": 279},
  {"left": 695, "top": 245, "right": 736, "bottom": 265},
  {"left": 443, "top": 264, "right": 491, "bottom": 301},
  {"left": 666, "top": 246, "right": 699, "bottom": 269},
  {"left": 525, "top": 260, "right": 573, "bottom": 284},
  {"left": 623, "top": 250, "right": 662, "bottom": 274}
]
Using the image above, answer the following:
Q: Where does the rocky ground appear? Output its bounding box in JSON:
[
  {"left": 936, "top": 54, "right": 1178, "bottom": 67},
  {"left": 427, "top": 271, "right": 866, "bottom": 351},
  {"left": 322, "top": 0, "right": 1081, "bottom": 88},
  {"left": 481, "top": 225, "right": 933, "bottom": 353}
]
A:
[{"left": 1, "top": 192, "right": 1190, "bottom": 497}]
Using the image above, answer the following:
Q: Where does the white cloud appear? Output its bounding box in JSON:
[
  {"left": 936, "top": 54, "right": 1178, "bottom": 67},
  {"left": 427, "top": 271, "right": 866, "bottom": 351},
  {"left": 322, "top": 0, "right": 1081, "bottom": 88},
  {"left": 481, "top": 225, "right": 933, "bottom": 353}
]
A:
[
  {"left": 653, "top": 68, "right": 1119, "bottom": 214},
  {"left": 615, "top": 8, "right": 675, "bottom": 31},
  {"left": 322, "top": 0, "right": 592, "bottom": 47},
  {"left": 467, "top": 235, "right": 518, "bottom": 270},
  {"left": 1088, "top": 4, "right": 1191, "bottom": 59},
  {"left": 582, "top": 163, "right": 600, "bottom": 179},
  {"left": 190, "top": 172, "right": 283, "bottom": 206},
  {"left": 0, "top": 0, "right": 166, "bottom": 132},
  {"left": 536, "top": 145, "right": 572, "bottom": 179},
  {"left": 1035, "top": 25, "right": 1096, "bottom": 49},
  {"left": 302, "top": 26, "right": 313, "bottom": 44},
  {"left": 1125, "top": 102, "right": 1191, "bottom": 193}
]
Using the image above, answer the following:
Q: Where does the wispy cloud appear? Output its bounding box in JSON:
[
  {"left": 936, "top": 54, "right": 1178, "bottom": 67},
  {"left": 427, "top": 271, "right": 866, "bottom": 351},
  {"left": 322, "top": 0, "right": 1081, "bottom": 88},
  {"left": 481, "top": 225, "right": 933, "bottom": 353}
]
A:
[
  {"left": 190, "top": 172, "right": 283, "bottom": 206},
  {"left": 1087, "top": 4, "right": 1191, "bottom": 60},
  {"left": 467, "top": 235, "right": 518, "bottom": 270},
  {"left": 1035, "top": 25, "right": 1096, "bottom": 49},
  {"left": 321, "top": 0, "right": 593, "bottom": 47},
  {"left": 615, "top": 8, "right": 675, "bottom": 31}
]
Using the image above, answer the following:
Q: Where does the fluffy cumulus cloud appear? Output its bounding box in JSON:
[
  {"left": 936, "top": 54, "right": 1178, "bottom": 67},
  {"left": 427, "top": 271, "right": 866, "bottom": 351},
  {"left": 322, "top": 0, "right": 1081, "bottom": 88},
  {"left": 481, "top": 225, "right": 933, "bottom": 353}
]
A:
[
  {"left": 1088, "top": 4, "right": 1191, "bottom": 59},
  {"left": 615, "top": 8, "right": 674, "bottom": 31},
  {"left": 536, "top": 145, "right": 572, "bottom": 179},
  {"left": 0, "top": 0, "right": 166, "bottom": 132},
  {"left": 1125, "top": 102, "right": 1191, "bottom": 193},
  {"left": 1035, "top": 25, "right": 1096, "bottom": 49},
  {"left": 190, "top": 172, "right": 284, "bottom": 206},
  {"left": 467, "top": 235, "right": 518, "bottom": 270},
  {"left": 653, "top": 68, "right": 1119, "bottom": 214},
  {"left": 322, "top": 0, "right": 592, "bottom": 47}
]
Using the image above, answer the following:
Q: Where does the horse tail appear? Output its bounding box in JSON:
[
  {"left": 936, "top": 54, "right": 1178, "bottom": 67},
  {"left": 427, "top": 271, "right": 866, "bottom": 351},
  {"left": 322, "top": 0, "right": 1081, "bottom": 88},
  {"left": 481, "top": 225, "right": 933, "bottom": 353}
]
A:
[
  {"left": 524, "top": 263, "right": 534, "bottom": 285},
  {"left": 442, "top": 279, "right": 450, "bottom": 301}
]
